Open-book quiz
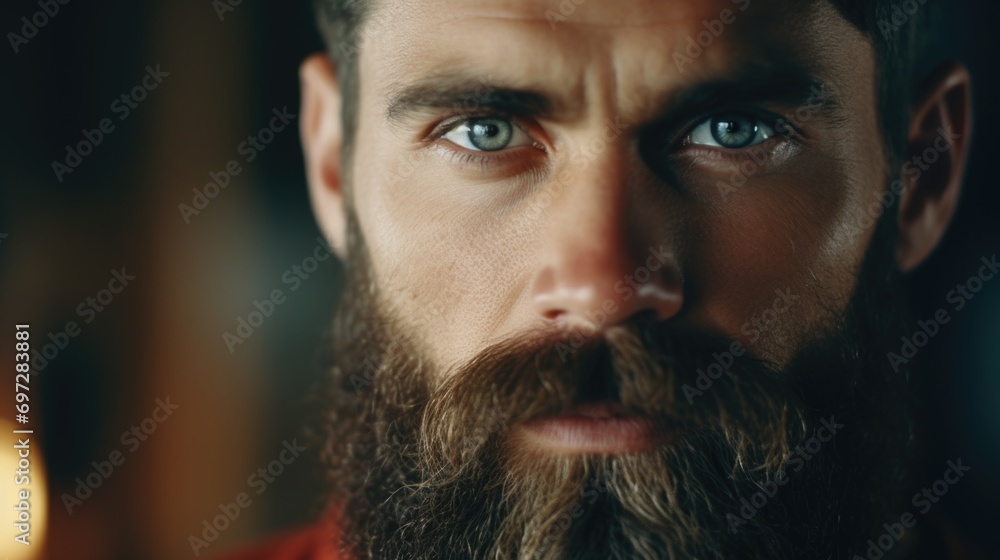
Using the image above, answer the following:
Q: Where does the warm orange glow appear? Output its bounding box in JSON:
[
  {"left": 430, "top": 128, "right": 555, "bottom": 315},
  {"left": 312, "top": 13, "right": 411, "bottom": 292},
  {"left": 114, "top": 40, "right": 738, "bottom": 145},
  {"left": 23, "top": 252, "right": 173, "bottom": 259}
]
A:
[{"left": 0, "top": 418, "right": 47, "bottom": 559}]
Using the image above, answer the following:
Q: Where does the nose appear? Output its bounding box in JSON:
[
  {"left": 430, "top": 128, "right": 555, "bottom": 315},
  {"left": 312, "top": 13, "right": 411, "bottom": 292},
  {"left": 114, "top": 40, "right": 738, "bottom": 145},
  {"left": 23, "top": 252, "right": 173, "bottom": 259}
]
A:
[{"left": 530, "top": 150, "right": 682, "bottom": 331}]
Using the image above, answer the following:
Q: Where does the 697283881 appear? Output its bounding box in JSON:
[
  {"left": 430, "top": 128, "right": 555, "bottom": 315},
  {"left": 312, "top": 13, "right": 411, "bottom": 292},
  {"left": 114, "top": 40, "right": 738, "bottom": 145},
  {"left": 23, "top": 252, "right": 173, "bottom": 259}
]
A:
[{"left": 15, "top": 325, "right": 31, "bottom": 426}]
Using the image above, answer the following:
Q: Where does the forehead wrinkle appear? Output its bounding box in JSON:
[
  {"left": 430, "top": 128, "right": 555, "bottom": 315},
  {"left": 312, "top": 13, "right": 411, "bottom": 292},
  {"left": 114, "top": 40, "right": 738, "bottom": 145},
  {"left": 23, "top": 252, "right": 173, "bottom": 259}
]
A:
[
  {"left": 368, "top": 17, "right": 597, "bottom": 121},
  {"left": 363, "top": 0, "right": 870, "bottom": 136},
  {"left": 380, "top": 0, "right": 713, "bottom": 29},
  {"left": 363, "top": 0, "right": 731, "bottom": 84}
]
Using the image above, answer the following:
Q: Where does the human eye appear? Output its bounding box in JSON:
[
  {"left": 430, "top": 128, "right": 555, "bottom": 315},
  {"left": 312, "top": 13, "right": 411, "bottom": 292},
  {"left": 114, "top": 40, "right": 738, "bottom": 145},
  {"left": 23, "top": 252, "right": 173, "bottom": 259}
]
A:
[
  {"left": 440, "top": 116, "right": 533, "bottom": 152},
  {"left": 685, "top": 112, "right": 776, "bottom": 149}
]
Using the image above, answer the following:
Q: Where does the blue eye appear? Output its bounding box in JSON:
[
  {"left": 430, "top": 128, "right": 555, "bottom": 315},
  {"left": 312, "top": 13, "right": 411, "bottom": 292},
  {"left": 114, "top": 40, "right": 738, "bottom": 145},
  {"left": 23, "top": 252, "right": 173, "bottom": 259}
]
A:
[
  {"left": 442, "top": 117, "right": 531, "bottom": 152},
  {"left": 688, "top": 113, "right": 774, "bottom": 149}
]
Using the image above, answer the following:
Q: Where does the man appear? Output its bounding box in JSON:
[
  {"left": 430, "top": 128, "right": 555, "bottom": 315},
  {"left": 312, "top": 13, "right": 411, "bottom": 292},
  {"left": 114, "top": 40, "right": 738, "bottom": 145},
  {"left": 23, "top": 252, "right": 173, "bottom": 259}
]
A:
[{"left": 219, "top": 0, "right": 978, "bottom": 557}]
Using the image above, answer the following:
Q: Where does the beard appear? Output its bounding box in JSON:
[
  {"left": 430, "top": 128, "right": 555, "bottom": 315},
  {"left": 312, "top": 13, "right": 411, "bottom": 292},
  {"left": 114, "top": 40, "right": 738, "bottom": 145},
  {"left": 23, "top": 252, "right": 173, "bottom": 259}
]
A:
[{"left": 310, "top": 207, "right": 917, "bottom": 559}]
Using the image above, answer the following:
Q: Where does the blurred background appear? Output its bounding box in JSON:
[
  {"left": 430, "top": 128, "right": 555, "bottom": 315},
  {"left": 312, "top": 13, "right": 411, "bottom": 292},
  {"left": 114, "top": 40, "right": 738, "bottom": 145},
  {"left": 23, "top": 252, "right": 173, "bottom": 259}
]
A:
[{"left": 0, "top": 1, "right": 997, "bottom": 558}]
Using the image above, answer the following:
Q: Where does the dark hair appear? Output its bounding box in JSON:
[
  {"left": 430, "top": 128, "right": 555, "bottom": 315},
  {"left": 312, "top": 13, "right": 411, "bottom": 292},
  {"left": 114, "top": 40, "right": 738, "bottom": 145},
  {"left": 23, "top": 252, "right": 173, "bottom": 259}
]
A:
[
  {"left": 313, "top": 0, "right": 938, "bottom": 172},
  {"left": 825, "top": 0, "right": 940, "bottom": 168},
  {"left": 313, "top": 0, "right": 374, "bottom": 185}
]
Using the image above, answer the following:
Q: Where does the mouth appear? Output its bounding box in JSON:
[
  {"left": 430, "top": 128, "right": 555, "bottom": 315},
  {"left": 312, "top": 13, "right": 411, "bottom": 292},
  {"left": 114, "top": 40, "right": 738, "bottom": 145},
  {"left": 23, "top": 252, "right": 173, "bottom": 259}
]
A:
[{"left": 513, "top": 401, "right": 678, "bottom": 455}]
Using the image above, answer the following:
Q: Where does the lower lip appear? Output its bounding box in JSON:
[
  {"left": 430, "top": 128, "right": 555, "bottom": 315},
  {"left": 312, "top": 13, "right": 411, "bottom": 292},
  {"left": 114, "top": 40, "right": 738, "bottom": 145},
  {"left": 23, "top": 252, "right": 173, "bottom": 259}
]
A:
[{"left": 514, "top": 404, "right": 675, "bottom": 454}]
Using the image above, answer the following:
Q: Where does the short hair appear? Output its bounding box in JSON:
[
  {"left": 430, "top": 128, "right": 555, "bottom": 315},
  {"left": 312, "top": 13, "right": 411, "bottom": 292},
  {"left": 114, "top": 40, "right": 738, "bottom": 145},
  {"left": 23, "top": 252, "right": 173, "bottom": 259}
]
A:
[
  {"left": 313, "top": 0, "right": 938, "bottom": 173},
  {"left": 825, "top": 0, "right": 939, "bottom": 168},
  {"left": 313, "top": 0, "right": 374, "bottom": 183}
]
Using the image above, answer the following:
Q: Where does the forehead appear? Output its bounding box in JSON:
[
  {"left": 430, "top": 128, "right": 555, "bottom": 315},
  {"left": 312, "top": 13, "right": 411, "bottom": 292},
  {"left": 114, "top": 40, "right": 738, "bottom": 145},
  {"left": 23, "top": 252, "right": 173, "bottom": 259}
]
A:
[{"left": 359, "top": 0, "right": 869, "bottom": 111}]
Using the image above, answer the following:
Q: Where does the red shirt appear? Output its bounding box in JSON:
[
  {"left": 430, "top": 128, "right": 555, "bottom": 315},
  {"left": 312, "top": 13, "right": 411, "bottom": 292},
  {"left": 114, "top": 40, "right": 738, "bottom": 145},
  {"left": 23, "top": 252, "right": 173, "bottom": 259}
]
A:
[{"left": 209, "top": 515, "right": 342, "bottom": 560}]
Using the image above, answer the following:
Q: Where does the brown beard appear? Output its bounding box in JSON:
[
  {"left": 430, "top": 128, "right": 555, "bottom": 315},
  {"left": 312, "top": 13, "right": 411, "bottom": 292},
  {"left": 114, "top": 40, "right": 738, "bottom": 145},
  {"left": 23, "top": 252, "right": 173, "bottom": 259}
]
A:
[{"left": 311, "top": 207, "right": 917, "bottom": 559}]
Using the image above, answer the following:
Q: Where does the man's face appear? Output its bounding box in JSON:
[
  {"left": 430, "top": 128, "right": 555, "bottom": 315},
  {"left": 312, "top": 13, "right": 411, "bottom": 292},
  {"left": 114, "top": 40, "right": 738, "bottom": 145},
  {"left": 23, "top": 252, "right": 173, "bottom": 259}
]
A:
[
  {"left": 349, "top": 0, "right": 884, "bottom": 377},
  {"left": 311, "top": 0, "right": 918, "bottom": 558}
]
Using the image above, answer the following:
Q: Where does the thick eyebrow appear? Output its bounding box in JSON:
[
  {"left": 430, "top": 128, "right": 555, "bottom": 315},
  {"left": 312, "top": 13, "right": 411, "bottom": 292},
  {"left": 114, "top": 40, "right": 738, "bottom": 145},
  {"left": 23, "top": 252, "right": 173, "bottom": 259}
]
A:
[
  {"left": 385, "top": 73, "right": 554, "bottom": 125},
  {"left": 652, "top": 63, "right": 847, "bottom": 130},
  {"left": 384, "top": 62, "right": 846, "bottom": 130}
]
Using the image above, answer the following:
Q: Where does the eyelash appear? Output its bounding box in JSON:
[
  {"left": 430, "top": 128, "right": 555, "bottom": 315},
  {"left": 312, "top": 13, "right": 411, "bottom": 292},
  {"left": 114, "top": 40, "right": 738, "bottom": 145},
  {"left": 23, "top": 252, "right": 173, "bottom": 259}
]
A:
[
  {"left": 430, "top": 114, "right": 533, "bottom": 143},
  {"left": 679, "top": 110, "right": 797, "bottom": 145},
  {"left": 428, "top": 113, "right": 547, "bottom": 171},
  {"left": 428, "top": 110, "right": 801, "bottom": 168},
  {"left": 433, "top": 143, "right": 535, "bottom": 171}
]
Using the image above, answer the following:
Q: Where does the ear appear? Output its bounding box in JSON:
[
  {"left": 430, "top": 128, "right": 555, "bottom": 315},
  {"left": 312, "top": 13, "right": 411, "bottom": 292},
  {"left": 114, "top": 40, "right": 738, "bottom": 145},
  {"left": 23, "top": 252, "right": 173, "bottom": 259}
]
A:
[
  {"left": 896, "top": 61, "right": 973, "bottom": 272},
  {"left": 300, "top": 53, "right": 347, "bottom": 258}
]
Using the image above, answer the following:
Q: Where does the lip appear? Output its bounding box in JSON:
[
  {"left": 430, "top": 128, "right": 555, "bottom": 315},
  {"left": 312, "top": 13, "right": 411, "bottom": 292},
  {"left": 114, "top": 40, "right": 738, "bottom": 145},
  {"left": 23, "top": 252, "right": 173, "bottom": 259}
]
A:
[{"left": 514, "top": 402, "right": 676, "bottom": 454}]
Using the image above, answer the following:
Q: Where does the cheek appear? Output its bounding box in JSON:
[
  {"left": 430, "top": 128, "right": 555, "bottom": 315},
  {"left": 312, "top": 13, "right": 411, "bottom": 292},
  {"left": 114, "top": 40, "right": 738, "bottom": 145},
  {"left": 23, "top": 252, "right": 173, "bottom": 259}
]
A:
[
  {"left": 351, "top": 129, "right": 541, "bottom": 368},
  {"left": 379, "top": 227, "right": 537, "bottom": 371},
  {"left": 679, "top": 150, "right": 872, "bottom": 364}
]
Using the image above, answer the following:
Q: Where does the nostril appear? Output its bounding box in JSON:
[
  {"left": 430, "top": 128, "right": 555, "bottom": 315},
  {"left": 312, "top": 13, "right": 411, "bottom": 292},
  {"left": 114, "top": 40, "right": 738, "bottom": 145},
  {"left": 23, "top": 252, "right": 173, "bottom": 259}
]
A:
[
  {"left": 531, "top": 253, "right": 683, "bottom": 329},
  {"left": 542, "top": 309, "right": 563, "bottom": 321}
]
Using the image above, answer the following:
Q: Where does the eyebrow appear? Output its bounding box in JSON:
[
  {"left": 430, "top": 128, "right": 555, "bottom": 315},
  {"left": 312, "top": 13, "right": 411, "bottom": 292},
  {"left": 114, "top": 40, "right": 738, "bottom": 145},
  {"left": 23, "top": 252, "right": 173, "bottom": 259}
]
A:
[
  {"left": 384, "top": 62, "right": 846, "bottom": 130},
  {"left": 385, "top": 73, "right": 554, "bottom": 125},
  {"left": 656, "top": 63, "right": 847, "bottom": 130}
]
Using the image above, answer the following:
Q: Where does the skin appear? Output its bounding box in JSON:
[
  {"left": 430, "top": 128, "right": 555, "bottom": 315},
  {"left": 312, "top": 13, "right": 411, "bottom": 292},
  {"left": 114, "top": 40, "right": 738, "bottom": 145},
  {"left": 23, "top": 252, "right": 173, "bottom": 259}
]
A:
[{"left": 301, "top": 0, "right": 971, "bottom": 386}]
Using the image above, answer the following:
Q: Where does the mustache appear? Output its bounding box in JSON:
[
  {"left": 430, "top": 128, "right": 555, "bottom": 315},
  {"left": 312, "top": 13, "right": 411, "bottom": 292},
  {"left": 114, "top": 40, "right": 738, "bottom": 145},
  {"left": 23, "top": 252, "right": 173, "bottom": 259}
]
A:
[{"left": 420, "top": 317, "right": 807, "bottom": 474}]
